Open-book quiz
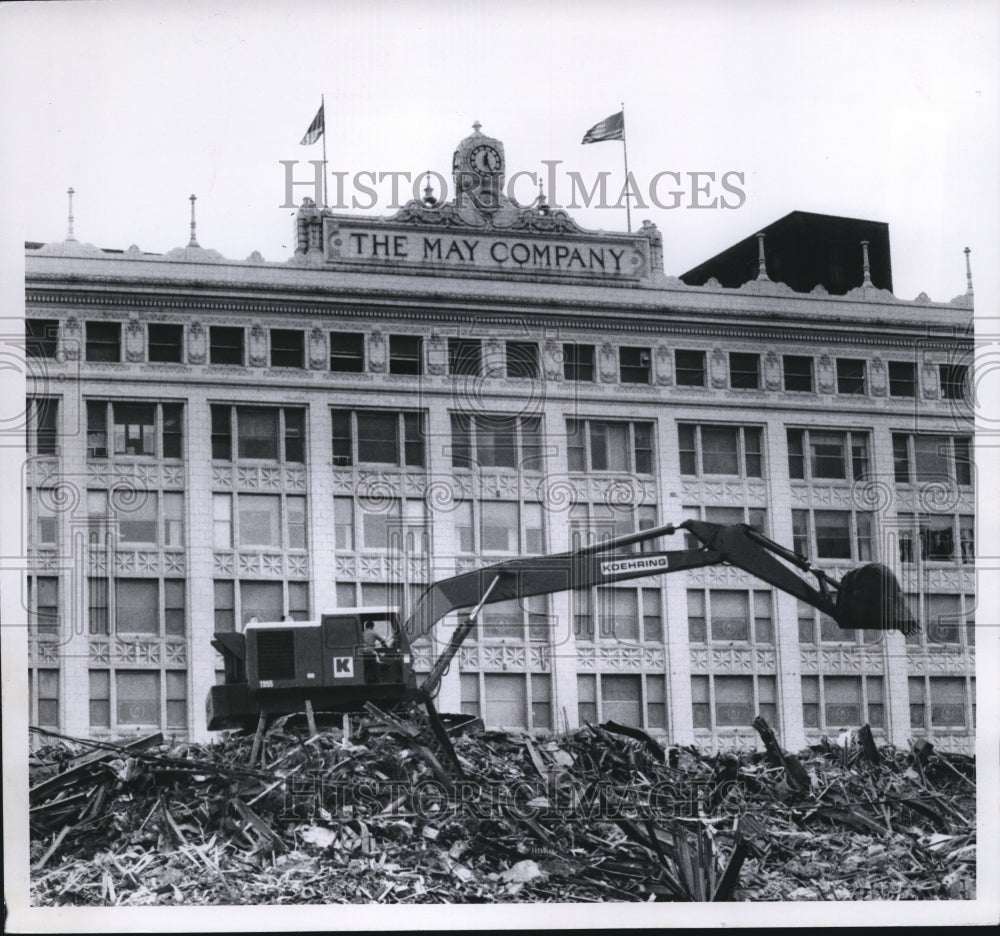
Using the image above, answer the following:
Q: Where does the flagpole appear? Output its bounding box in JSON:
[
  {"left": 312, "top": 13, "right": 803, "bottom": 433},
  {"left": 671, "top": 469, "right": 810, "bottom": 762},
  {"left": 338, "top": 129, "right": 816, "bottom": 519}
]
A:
[
  {"left": 321, "top": 93, "right": 328, "bottom": 208},
  {"left": 621, "top": 101, "right": 631, "bottom": 233}
]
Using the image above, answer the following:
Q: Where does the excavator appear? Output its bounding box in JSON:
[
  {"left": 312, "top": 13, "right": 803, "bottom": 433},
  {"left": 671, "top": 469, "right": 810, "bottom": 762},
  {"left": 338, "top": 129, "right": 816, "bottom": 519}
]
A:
[{"left": 206, "top": 519, "right": 915, "bottom": 735}]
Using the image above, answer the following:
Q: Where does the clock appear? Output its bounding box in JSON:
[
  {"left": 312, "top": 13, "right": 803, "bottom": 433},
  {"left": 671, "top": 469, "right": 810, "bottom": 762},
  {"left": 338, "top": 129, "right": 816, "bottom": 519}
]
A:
[{"left": 470, "top": 144, "right": 502, "bottom": 173}]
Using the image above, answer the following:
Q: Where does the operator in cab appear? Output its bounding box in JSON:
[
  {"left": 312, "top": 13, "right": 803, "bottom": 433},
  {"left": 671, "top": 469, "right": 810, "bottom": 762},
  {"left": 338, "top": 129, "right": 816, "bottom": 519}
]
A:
[{"left": 362, "top": 620, "right": 388, "bottom": 682}]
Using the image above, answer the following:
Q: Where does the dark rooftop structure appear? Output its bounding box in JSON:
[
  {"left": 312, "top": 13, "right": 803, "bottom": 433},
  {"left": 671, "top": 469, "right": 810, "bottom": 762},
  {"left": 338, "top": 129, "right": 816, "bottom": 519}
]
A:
[{"left": 681, "top": 211, "right": 893, "bottom": 295}]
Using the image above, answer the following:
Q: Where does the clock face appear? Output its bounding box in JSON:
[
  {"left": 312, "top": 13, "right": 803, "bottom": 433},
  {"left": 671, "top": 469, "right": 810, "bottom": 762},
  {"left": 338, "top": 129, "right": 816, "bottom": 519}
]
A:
[{"left": 470, "top": 144, "right": 502, "bottom": 173}]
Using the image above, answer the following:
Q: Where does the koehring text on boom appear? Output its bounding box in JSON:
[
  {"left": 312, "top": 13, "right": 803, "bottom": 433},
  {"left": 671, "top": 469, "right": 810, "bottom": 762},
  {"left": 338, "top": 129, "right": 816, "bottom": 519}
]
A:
[{"left": 280, "top": 163, "right": 748, "bottom": 211}]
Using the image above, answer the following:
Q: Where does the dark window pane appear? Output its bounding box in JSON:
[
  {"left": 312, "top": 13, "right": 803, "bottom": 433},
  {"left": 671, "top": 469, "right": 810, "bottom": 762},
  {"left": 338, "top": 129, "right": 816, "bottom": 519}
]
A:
[
  {"left": 284, "top": 409, "right": 305, "bottom": 463},
  {"left": 86, "top": 321, "right": 121, "bottom": 362},
  {"left": 33, "top": 398, "right": 59, "bottom": 455},
  {"left": 892, "top": 433, "right": 910, "bottom": 484},
  {"left": 87, "top": 401, "right": 108, "bottom": 458},
  {"left": 836, "top": 358, "right": 866, "bottom": 395},
  {"left": 701, "top": 427, "right": 739, "bottom": 474},
  {"left": 148, "top": 324, "right": 183, "bottom": 363},
  {"left": 449, "top": 339, "right": 481, "bottom": 377},
  {"left": 678, "top": 424, "right": 697, "bottom": 475},
  {"left": 506, "top": 342, "right": 539, "bottom": 379},
  {"left": 783, "top": 355, "right": 813, "bottom": 392},
  {"left": 563, "top": 343, "right": 594, "bottom": 382},
  {"left": 357, "top": 412, "right": 399, "bottom": 463},
  {"left": 162, "top": 404, "right": 183, "bottom": 459},
  {"left": 330, "top": 332, "right": 365, "bottom": 373},
  {"left": 237, "top": 408, "right": 279, "bottom": 459},
  {"left": 331, "top": 411, "right": 352, "bottom": 466},
  {"left": 939, "top": 364, "right": 967, "bottom": 401},
  {"left": 403, "top": 412, "right": 424, "bottom": 466},
  {"left": 210, "top": 326, "right": 244, "bottom": 365},
  {"left": 26, "top": 319, "right": 58, "bottom": 359},
  {"left": 271, "top": 329, "right": 304, "bottom": 368},
  {"left": 729, "top": 352, "right": 759, "bottom": 390},
  {"left": 619, "top": 347, "right": 651, "bottom": 384},
  {"left": 113, "top": 403, "right": 155, "bottom": 456},
  {"left": 675, "top": 350, "right": 705, "bottom": 387},
  {"left": 211, "top": 405, "right": 232, "bottom": 461},
  {"left": 389, "top": 335, "right": 422, "bottom": 375},
  {"left": 888, "top": 361, "right": 916, "bottom": 397}
]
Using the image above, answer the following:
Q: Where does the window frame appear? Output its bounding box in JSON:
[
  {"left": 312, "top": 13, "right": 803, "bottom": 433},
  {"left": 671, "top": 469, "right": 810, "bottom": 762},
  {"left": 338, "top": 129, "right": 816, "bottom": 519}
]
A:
[
  {"left": 674, "top": 349, "right": 706, "bottom": 387},
  {"left": 85, "top": 321, "right": 121, "bottom": 363},
  {"left": 86, "top": 400, "right": 184, "bottom": 461},
  {"left": 678, "top": 423, "right": 762, "bottom": 478},
  {"left": 26, "top": 319, "right": 59, "bottom": 359},
  {"left": 212, "top": 579, "right": 312, "bottom": 631},
  {"left": 451, "top": 413, "right": 543, "bottom": 471},
  {"left": 505, "top": 341, "right": 539, "bottom": 380},
  {"left": 209, "top": 326, "right": 245, "bottom": 366},
  {"left": 567, "top": 418, "right": 654, "bottom": 475},
  {"left": 690, "top": 673, "right": 777, "bottom": 731},
  {"left": 888, "top": 360, "right": 917, "bottom": 398},
  {"left": 270, "top": 328, "right": 305, "bottom": 369},
  {"left": 892, "top": 433, "right": 972, "bottom": 487},
  {"left": 786, "top": 427, "right": 869, "bottom": 483},
  {"left": 836, "top": 357, "right": 867, "bottom": 395},
  {"left": 801, "top": 675, "right": 885, "bottom": 732},
  {"left": 210, "top": 405, "right": 306, "bottom": 464},
  {"left": 147, "top": 324, "right": 184, "bottom": 364},
  {"left": 331, "top": 409, "right": 425, "bottom": 468},
  {"left": 329, "top": 332, "right": 365, "bottom": 373},
  {"left": 562, "top": 343, "right": 595, "bottom": 382},
  {"left": 728, "top": 352, "right": 760, "bottom": 390},
  {"left": 619, "top": 346, "right": 651, "bottom": 385},
  {"left": 388, "top": 334, "right": 422, "bottom": 376},
  {"left": 791, "top": 508, "right": 874, "bottom": 562},
  {"left": 448, "top": 338, "right": 482, "bottom": 377},
  {"left": 782, "top": 355, "right": 814, "bottom": 392}
]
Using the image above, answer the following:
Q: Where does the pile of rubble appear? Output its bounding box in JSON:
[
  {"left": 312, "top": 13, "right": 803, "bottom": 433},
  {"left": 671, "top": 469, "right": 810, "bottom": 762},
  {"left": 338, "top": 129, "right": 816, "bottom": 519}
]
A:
[{"left": 28, "top": 714, "right": 976, "bottom": 904}]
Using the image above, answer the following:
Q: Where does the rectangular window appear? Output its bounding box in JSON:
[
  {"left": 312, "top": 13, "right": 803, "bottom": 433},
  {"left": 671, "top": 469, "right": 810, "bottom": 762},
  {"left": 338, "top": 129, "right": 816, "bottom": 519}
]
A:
[
  {"left": 793, "top": 509, "right": 873, "bottom": 561},
  {"left": 597, "top": 587, "right": 639, "bottom": 641},
  {"left": 619, "top": 347, "right": 651, "bottom": 384},
  {"left": 481, "top": 501, "right": 518, "bottom": 552},
  {"left": 678, "top": 424, "right": 762, "bottom": 478},
  {"left": 89, "top": 670, "right": 110, "bottom": 727},
  {"left": 35, "top": 669, "right": 59, "bottom": 727},
  {"left": 331, "top": 410, "right": 424, "bottom": 468},
  {"left": 238, "top": 494, "right": 281, "bottom": 547},
  {"left": 786, "top": 428, "right": 868, "bottom": 482},
  {"left": 238, "top": 408, "right": 278, "bottom": 459},
  {"left": 563, "top": 343, "right": 595, "bottom": 382},
  {"left": 210, "top": 326, "right": 244, "bottom": 365},
  {"left": 451, "top": 414, "right": 542, "bottom": 470},
  {"left": 117, "top": 671, "right": 160, "bottom": 725},
  {"left": 531, "top": 674, "right": 552, "bottom": 729},
  {"left": 31, "top": 577, "right": 60, "bottom": 634},
  {"left": 35, "top": 492, "right": 57, "bottom": 546},
  {"left": 930, "top": 677, "right": 967, "bottom": 727},
  {"left": 113, "top": 403, "right": 155, "bottom": 456},
  {"left": 288, "top": 582, "right": 310, "bottom": 621},
  {"left": 214, "top": 580, "right": 235, "bottom": 632},
  {"left": 389, "top": 334, "right": 422, "bottom": 375},
  {"left": 714, "top": 676, "right": 754, "bottom": 726},
  {"left": 729, "top": 352, "right": 760, "bottom": 390},
  {"left": 939, "top": 363, "right": 968, "bottom": 401},
  {"left": 26, "top": 319, "right": 58, "bottom": 359},
  {"left": 506, "top": 341, "right": 539, "bottom": 379},
  {"left": 567, "top": 419, "right": 654, "bottom": 474},
  {"left": 166, "top": 671, "right": 187, "bottom": 729},
  {"left": 87, "top": 401, "right": 108, "bottom": 458},
  {"left": 330, "top": 332, "right": 365, "bottom": 372},
  {"left": 164, "top": 580, "right": 185, "bottom": 636},
  {"left": 89, "top": 578, "right": 109, "bottom": 635},
  {"left": 602, "top": 675, "right": 642, "bottom": 726},
  {"left": 836, "top": 358, "right": 866, "bottom": 395},
  {"left": 892, "top": 433, "right": 972, "bottom": 487},
  {"left": 85, "top": 321, "right": 121, "bottom": 362},
  {"left": 213, "top": 493, "right": 233, "bottom": 549},
  {"left": 211, "top": 405, "right": 232, "bottom": 460},
  {"left": 270, "top": 329, "right": 304, "bottom": 368},
  {"left": 898, "top": 514, "right": 971, "bottom": 565},
  {"left": 334, "top": 497, "right": 354, "bottom": 550},
  {"left": 361, "top": 498, "right": 401, "bottom": 550},
  {"left": 783, "top": 355, "right": 813, "bottom": 392},
  {"left": 148, "top": 324, "right": 184, "bottom": 363},
  {"left": 460, "top": 673, "right": 480, "bottom": 719},
  {"left": 578, "top": 673, "right": 597, "bottom": 724},
  {"left": 888, "top": 361, "right": 916, "bottom": 398},
  {"left": 240, "top": 580, "right": 284, "bottom": 626},
  {"left": 675, "top": 349, "right": 705, "bottom": 387},
  {"left": 116, "top": 579, "right": 159, "bottom": 634},
  {"left": 448, "top": 338, "right": 481, "bottom": 377},
  {"left": 483, "top": 673, "right": 526, "bottom": 728},
  {"left": 118, "top": 491, "right": 158, "bottom": 544},
  {"left": 28, "top": 398, "right": 59, "bottom": 456},
  {"left": 287, "top": 496, "right": 307, "bottom": 549}
]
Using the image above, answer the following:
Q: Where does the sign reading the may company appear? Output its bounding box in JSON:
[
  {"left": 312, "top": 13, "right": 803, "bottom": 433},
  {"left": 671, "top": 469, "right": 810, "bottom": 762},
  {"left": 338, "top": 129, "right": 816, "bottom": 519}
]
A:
[{"left": 323, "top": 220, "right": 651, "bottom": 280}]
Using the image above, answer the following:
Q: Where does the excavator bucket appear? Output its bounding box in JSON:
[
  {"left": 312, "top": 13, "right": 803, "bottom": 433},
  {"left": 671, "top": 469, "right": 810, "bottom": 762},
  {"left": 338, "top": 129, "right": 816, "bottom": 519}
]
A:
[{"left": 835, "top": 563, "right": 917, "bottom": 635}]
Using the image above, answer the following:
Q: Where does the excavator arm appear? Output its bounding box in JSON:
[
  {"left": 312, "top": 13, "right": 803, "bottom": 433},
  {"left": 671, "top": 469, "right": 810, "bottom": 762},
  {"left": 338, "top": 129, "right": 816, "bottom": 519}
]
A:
[{"left": 408, "top": 520, "right": 916, "bottom": 699}]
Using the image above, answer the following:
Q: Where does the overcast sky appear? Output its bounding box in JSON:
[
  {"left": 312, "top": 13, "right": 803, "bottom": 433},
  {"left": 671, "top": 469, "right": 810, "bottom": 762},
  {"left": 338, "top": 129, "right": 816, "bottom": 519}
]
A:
[{"left": 1, "top": 0, "right": 997, "bottom": 302}]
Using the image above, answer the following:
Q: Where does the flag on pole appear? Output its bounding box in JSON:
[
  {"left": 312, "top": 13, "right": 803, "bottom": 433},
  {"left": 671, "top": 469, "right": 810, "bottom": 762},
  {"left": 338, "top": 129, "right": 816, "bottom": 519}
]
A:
[
  {"left": 581, "top": 111, "right": 624, "bottom": 144},
  {"left": 300, "top": 104, "right": 325, "bottom": 145}
]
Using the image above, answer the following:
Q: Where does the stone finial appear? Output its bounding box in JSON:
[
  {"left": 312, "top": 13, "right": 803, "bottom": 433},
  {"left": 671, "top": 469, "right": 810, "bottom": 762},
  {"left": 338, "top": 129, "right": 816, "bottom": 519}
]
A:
[
  {"left": 964, "top": 246, "right": 973, "bottom": 296},
  {"left": 472, "top": 120, "right": 482, "bottom": 134},
  {"left": 188, "top": 194, "right": 199, "bottom": 248},
  {"left": 66, "top": 187, "right": 77, "bottom": 242},
  {"left": 755, "top": 233, "right": 769, "bottom": 281},
  {"left": 860, "top": 240, "right": 872, "bottom": 287}
]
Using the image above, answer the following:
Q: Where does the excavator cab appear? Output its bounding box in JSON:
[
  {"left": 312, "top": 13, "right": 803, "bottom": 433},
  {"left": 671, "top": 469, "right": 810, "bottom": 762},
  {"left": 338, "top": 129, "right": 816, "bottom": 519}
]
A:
[{"left": 206, "top": 608, "right": 416, "bottom": 730}]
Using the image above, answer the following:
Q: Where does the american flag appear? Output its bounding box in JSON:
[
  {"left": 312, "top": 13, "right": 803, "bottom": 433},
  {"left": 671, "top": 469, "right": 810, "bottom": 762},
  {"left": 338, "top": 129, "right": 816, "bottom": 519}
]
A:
[
  {"left": 300, "top": 104, "right": 325, "bottom": 145},
  {"left": 581, "top": 111, "right": 624, "bottom": 144}
]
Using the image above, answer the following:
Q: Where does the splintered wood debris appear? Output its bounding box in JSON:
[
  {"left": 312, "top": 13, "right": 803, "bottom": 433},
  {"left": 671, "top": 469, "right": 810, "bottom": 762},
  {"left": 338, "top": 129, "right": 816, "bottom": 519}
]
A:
[{"left": 28, "top": 716, "right": 975, "bottom": 904}]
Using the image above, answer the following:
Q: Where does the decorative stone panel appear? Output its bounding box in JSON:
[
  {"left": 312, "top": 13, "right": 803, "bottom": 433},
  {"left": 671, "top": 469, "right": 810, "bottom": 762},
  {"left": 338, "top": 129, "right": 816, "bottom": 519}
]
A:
[
  {"left": 799, "top": 646, "right": 885, "bottom": 674},
  {"left": 763, "top": 351, "right": 781, "bottom": 391},
  {"left": 163, "top": 552, "right": 185, "bottom": 575},
  {"left": 187, "top": 322, "right": 207, "bottom": 364},
  {"left": 212, "top": 465, "right": 234, "bottom": 489},
  {"left": 249, "top": 324, "right": 267, "bottom": 367},
  {"left": 113, "top": 638, "right": 162, "bottom": 664},
  {"left": 817, "top": 355, "right": 834, "bottom": 392},
  {"left": 689, "top": 647, "right": 775, "bottom": 673},
  {"left": 164, "top": 642, "right": 187, "bottom": 665},
  {"left": 680, "top": 479, "right": 767, "bottom": 506},
  {"left": 653, "top": 345, "right": 673, "bottom": 386},
  {"left": 576, "top": 644, "right": 663, "bottom": 671},
  {"left": 481, "top": 644, "right": 528, "bottom": 671},
  {"left": 459, "top": 646, "right": 479, "bottom": 668},
  {"left": 115, "top": 551, "right": 161, "bottom": 575},
  {"left": 309, "top": 327, "right": 327, "bottom": 369},
  {"left": 870, "top": 357, "right": 887, "bottom": 396},
  {"left": 905, "top": 649, "right": 969, "bottom": 674},
  {"left": 334, "top": 555, "right": 357, "bottom": 579},
  {"left": 125, "top": 318, "right": 144, "bottom": 362},
  {"left": 599, "top": 343, "right": 617, "bottom": 382},
  {"left": 213, "top": 552, "right": 234, "bottom": 576},
  {"left": 368, "top": 330, "right": 387, "bottom": 373}
]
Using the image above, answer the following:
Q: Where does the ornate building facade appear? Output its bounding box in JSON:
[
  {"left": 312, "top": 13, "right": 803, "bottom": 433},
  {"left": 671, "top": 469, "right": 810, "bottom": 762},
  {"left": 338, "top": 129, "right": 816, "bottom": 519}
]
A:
[{"left": 23, "top": 125, "right": 976, "bottom": 752}]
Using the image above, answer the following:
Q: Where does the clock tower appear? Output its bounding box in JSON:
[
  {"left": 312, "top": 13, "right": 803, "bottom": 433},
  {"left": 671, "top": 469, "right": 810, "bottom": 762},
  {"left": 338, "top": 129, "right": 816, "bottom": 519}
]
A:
[{"left": 452, "top": 121, "right": 506, "bottom": 220}]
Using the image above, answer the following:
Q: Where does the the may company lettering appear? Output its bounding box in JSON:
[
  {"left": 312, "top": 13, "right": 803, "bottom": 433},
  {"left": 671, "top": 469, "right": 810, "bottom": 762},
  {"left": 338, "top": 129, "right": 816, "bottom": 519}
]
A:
[{"left": 340, "top": 229, "right": 634, "bottom": 275}]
